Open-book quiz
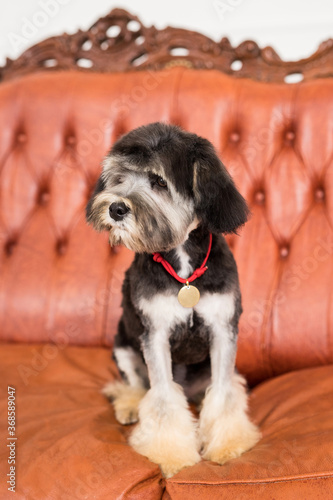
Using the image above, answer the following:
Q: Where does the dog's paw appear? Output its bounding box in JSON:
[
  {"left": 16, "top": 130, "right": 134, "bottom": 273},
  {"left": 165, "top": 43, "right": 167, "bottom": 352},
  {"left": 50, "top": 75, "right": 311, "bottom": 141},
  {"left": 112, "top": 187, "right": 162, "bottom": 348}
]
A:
[
  {"left": 115, "top": 406, "right": 139, "bottom": 425},
  {"left": 201, "top": 417, "right": 260, "bottom": 464},
  {"left": 130, "top": 419, "right": 201, "bottom": 478},
  {"left": 102, "top": 381, "right": 146, "bottom": 425},
  {"left": 199, "top": 374, "right": 261, "bottom": 464},
  {"left": 158, "top": 451, "right": 201, "bottom": 479},
  {"left": 129, "top": 384, "right": 201, "bottom": 477}
]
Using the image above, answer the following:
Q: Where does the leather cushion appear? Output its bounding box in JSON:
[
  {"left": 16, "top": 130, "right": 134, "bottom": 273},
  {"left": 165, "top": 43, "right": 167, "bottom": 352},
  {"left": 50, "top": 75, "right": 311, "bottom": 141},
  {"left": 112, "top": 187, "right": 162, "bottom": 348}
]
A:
[{"left": 0, "top": 343, "right": 332, "bottom": 499}]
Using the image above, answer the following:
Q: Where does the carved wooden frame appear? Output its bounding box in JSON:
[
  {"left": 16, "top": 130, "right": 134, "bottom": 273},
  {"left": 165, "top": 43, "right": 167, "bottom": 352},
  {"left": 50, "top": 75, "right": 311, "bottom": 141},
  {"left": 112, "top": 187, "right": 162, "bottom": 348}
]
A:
[{"left": 1, "top": 8, "right": 333, "bottom": 83}]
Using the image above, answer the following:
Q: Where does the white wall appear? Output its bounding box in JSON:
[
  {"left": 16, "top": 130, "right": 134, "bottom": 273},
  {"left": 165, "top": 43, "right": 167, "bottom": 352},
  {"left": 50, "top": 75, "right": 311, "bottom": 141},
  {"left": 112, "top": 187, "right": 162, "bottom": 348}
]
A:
[{"left": 1, "top": 0, "right": 332, "bottom": 66}]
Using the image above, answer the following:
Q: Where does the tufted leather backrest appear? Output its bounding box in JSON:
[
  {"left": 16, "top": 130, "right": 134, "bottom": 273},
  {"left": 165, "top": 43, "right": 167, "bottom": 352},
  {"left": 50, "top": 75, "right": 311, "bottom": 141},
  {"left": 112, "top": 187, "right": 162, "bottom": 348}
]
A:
[{"left": 0, "top": 68, "right": 332, "bottom": 384}]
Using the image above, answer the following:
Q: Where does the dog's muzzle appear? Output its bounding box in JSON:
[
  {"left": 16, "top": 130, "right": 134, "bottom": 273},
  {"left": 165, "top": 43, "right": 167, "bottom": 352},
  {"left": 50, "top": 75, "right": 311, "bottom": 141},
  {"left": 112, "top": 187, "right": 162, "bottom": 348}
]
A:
[{"left": 109, "top": 202, "right": 130, "bottom": 222}]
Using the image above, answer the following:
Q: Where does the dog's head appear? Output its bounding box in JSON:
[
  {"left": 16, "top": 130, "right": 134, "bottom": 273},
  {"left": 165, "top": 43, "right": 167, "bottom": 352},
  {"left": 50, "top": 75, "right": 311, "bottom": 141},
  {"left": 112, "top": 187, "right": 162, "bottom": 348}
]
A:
[{"left": 86, "top": 122, "right": 249, "bottom": 253}]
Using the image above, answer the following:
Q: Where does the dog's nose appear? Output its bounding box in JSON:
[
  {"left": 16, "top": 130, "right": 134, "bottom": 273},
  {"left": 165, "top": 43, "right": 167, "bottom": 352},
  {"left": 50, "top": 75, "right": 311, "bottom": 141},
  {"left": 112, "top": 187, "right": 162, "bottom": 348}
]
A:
[{"left": 109, "top": 202, "right": 130, "bottom": 221}]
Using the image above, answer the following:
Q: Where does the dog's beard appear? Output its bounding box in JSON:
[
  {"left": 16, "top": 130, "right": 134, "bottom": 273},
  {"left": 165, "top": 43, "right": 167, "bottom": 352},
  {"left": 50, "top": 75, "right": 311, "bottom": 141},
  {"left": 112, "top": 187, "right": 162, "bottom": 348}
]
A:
[
  {"left": 108, "top": 223, "right": 150, "bottom": 253},
  {"left": 108, "top": 220, "right": 191, "bottom": 254}
]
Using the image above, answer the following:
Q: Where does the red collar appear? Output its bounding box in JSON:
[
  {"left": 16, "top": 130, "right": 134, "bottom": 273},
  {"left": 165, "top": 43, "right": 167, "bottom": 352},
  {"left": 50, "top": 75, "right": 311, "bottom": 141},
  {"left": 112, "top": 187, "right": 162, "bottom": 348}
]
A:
[{"left": 152, "top": 233, "right": 212, "bottom": 284}]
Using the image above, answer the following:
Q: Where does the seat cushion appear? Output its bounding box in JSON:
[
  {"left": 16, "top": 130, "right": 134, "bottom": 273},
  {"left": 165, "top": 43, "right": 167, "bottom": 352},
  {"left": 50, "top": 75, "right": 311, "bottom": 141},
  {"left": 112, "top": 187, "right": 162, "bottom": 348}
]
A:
[{"left": 0, "top": 343, "right": 332, "bottom": 499}]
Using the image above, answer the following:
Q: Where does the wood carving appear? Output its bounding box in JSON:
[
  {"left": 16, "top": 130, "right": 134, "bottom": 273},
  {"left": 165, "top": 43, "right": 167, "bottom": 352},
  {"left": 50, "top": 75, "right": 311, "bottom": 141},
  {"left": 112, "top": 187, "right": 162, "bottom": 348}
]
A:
[{"left": 1, "top": 8, "right": 333, "bottom": 83}]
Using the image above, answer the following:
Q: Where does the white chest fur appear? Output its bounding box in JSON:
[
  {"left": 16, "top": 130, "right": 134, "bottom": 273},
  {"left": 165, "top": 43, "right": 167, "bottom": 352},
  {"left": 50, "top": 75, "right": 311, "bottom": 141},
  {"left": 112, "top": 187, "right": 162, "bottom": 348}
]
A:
[{"left": 138, "top": 290, "right": 235, "bottom": 334}]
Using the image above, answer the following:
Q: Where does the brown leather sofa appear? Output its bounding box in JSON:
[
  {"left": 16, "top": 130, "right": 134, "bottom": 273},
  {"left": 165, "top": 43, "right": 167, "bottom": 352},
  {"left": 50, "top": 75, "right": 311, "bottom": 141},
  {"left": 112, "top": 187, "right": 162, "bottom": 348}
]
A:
[{"left": 1, "top": 9, "right": 333, "bottom": 500}]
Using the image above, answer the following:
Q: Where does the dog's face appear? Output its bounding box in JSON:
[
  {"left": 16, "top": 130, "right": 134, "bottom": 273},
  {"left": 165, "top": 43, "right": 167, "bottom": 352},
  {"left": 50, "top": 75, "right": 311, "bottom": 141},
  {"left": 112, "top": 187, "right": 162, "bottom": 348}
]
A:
[{"left": 86, "top": 123, "right": 249, "bottom": 253}]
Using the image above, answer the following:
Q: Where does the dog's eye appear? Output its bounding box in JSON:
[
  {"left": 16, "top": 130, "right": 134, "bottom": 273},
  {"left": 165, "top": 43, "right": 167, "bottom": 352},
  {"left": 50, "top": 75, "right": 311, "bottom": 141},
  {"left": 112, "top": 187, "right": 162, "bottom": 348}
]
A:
[
  {"left": 149, "top": 173, "right": 168, "bottom": 190},
  {"left": 156, "top": 177, "right": 167, "bottom": 189}
]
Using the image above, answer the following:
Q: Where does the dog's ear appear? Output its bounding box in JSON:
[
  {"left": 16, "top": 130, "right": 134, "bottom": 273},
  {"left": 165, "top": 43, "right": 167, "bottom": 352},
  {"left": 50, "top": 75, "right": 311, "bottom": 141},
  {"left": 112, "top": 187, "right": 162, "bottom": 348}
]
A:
[{"left": 193, "top": 138, "right": 249, "bottom": 234}]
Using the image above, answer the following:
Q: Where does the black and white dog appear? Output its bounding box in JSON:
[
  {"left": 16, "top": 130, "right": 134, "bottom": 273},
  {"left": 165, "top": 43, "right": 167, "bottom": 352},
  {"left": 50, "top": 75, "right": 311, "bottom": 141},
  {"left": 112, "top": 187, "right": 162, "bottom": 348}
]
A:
[{"left": 86, "top": 122, "right": 260, "bottom": 477}]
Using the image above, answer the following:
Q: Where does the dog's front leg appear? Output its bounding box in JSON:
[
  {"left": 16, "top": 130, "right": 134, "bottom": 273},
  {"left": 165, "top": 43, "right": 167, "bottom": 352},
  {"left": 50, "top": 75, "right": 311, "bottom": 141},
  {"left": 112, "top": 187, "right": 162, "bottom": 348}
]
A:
[
  {"left": 198, "top": 294, "right": 261, "bottom": 464},
  {"left": 129, "top": 300, "right": 201, "bottom": 478}
]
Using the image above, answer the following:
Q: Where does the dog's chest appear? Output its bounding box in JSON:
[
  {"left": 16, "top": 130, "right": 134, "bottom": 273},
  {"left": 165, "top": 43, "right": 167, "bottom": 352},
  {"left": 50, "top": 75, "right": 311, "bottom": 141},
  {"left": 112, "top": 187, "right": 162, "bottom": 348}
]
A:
[
  {"left": 169, "top": 311, "right": 211, "bottom": 365},
  {"left": 138, "top": 292, "right": 212, "bottom": 365}
]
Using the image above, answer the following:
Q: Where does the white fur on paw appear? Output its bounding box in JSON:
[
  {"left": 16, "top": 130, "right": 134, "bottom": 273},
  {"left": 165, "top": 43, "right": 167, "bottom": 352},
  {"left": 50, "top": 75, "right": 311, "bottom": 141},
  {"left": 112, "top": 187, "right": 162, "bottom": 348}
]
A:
[
  {"left": 129, "top": 383, "right": 201, "bottom": 477},
  {"left": 199, "top": 374, "right": 261, "bottom": 464},
  {"left": 102, "top": 381, "right": 147, "bottom": 425}
]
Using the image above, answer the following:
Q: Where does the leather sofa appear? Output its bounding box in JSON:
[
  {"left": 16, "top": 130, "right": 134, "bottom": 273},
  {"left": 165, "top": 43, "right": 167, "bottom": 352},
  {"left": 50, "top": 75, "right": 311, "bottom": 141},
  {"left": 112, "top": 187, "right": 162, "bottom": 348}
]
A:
[{"left": 1, "top": 9, "right": 333, "bottom": 499}]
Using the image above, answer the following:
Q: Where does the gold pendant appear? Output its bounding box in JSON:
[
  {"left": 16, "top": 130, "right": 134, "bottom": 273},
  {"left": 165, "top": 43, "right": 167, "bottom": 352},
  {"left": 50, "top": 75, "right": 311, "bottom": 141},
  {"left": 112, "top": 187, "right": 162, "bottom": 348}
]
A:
[{"left": 178, "top": 281, "right": 200, "bottom": 308}]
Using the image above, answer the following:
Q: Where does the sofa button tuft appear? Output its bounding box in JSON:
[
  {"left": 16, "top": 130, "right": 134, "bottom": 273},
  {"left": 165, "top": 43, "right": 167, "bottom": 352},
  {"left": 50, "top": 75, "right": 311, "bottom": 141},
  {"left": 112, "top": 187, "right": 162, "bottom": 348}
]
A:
[
  {"left": 5, "top": 240, "right": 16, "bottom": 256},
  {"left": 17, "top": 133, "right": 27, "bottom": 143},
  {"left": 285, "top": 130, "right": 295, "bottom": 143},
  {"left": 56, "top": 240, "right": 67, "bottom": 255},
  {"left": 230, "top": 131, "right": 240, "bottom": 143},
  {"left": 280, "top": 245, "right": 289, "bottom": 259},
  {"left": 314, "top": 187, "right": 325, "bottom": 202},
  {"left": 38, "top": 190, "right": 50, "bottom": 206},
  {"left": 67, "top": 135, "right": 76, "bottom": 146},
  {"left": 254, "top": 190, "right": 265, "bottom": 204}
]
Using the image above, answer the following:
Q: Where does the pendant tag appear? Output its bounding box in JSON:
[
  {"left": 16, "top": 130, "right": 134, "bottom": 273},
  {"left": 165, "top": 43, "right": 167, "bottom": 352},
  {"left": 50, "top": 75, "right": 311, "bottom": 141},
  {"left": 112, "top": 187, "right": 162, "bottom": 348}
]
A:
[{"left": 178, "top": 281, "right": 200, "bottom": 308}]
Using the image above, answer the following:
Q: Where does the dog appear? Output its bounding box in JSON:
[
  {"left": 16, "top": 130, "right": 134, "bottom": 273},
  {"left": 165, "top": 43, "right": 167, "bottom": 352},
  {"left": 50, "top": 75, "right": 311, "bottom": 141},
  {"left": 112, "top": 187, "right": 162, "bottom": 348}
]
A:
[{"left": 86, "top": 122, "right": 260, "bottom": 478}]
